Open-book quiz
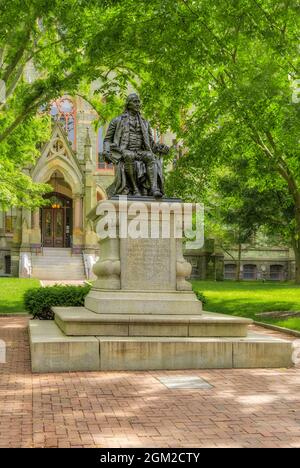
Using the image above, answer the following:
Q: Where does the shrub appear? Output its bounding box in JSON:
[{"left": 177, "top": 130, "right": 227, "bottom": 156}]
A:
[
  {"left": 24, "top": 284, "right": 92, "bottom": 320},
  {"left": 195, "top": 291, "right": 207, "bottom": 305}
]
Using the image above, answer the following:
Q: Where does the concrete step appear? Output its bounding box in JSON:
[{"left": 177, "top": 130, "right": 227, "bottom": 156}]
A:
[
  {"left": 29, "top": 320, "right": 293, "bottom": 372},
  {"left": 53, "top": 307, "right": 252, "bottom": 337}
]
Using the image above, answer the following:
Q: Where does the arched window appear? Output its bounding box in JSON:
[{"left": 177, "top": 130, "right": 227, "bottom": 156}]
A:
[
  {"left": 270, "top": 264, "right": 284, "bottom": 281},
  {"left": 224, "top": 263, "right": 237, "bottom": 280},
  {"left": 243, "top": 264, "right": 257, "bottom": 280},
  {"left": 49, "top": 97, "right": 76, "bottom": 148}
]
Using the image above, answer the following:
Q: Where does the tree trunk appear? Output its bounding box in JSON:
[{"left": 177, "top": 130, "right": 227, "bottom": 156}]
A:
[
  {"left": 235, "top": 243, "right": 242, "bottom": 281},
  {"left": 292, "top": 240, "right": 300, "bottom": 284}
]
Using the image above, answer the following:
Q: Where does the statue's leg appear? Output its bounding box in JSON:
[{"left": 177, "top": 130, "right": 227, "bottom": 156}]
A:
[
  {"left": 142, "top": 152, "right": 162, "bottom": 198},
  {"left": 123, "top": 151, "right": 141, "bottom": 196}
]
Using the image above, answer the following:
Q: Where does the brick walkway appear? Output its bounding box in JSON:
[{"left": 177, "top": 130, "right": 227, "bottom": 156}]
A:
[{"left": 0, "top": 317, "right": 300, "bottom": 448}]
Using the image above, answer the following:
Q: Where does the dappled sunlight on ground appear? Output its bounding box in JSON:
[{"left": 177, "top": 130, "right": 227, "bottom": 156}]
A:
[{"left": 0, "top": 317, "right": 300, "bottom": 448}]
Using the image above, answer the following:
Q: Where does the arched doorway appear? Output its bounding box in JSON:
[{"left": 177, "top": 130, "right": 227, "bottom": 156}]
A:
[{"left": 41, "top": 192, "right": 73, "bottom": 247}]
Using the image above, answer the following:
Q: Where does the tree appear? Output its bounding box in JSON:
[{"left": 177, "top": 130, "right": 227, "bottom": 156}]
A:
[
  {"left": 0, "top": 0, "right": 158, "bottom": 206},
  {"left": 210, "top": 162, "right": 295, "bottom": 281},
  {"left": 125, "top": 1, "right": 300, "bottom": 282}
]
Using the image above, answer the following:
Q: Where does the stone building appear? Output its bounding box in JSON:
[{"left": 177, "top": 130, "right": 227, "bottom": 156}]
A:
[
  {"left": 223, "top": 245, "right": 295, "bottom": 281},
  {"left": 184, "top": 241, "right": 295, "bottom": 281}
]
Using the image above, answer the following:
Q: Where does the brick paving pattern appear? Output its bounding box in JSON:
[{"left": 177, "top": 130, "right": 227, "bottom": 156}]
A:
[{"left": 0, "top": 317, "right": 300, "bottom": 448}]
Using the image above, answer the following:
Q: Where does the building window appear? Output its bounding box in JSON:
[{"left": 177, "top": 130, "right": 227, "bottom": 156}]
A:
[
  {"left": 5, "top": 255, "right": 11, "bottom": 275},
  {"left": 49, "top": 97, "right": 76, "bottom": 148},
  {"left": 224, "top": 263, "right": 237, "bottom": 280},
  {"left": 5, "top": 215, "right": 14, "bottom": 233},
  {"left": 270, "top": 264, "right": 284, "bottom": 281},
  {"left": 243, "top": 264, "right": 257, "bottom": 280}
]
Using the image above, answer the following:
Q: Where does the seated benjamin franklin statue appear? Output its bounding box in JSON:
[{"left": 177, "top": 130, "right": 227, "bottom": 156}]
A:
[{"left": 103, "top": 93, "right": 169, "bottom": 198}]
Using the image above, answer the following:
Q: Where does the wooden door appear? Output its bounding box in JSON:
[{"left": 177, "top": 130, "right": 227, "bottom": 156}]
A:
[{"left": 42, "top": 208, "right": 65, "bottom": 247}]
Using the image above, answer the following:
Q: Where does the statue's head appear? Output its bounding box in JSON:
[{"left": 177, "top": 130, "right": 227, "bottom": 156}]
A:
[{"left": 125, "top": 93, "right": 141, "bottom": 113}]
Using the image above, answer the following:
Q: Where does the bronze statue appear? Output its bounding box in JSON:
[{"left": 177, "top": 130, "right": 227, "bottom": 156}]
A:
[{"left": 103, "top": 93, "right": 169, "bottom": 198}]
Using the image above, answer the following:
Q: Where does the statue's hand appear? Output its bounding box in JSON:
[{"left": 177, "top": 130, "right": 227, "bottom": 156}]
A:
[
  {"left": 155, "top": 143, "right": 169, "bottom": 155},
  {"left": 122, "top": 149, "right": 136, "bottom": 161},
  {"left": 103, "top": 150, "right": 111, "bottom": 162}
]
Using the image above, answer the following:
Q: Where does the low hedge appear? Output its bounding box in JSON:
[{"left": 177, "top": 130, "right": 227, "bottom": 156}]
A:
[
  {"left": 195, "top": 291, "right": 207, "bottom": 305},
  {"left": 24, "top": 284, "right": 92, "bottom": 320}
]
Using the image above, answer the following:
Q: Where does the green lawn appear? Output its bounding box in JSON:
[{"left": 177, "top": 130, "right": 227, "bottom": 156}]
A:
[
  {"left": 0, "top": 278, "right": 40, "bottom": 313},
  {"left": 192, "top": 280, "right": 300, "bottom": 332}
]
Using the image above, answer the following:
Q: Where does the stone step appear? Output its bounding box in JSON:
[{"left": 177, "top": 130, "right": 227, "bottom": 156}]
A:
[
  {"left": 29, "top": 320, "right": 293, "bottom": 372},
  {"left": 53, "top": 307, "right": 252, "bottom": 337},
  {"left": 31, "top": 250, "right": 85, "bottom": 280},
  {"left": 39, "top": 248, "right": 73, "bottom": 256},
  {"left": 85, "top": 290, "right": 202, "bottom": 315},
  {"left": 31, "top": 258, "right": 83, "bottom": 268},
  {"left": 31, "top": 268, "right": 85, "bottom": 280},
  {"left": 32, "top": 274, "right": 85, "bottom": 280},
  {"left": 29, "top": 321, "right": 99, "bottom": 372}
]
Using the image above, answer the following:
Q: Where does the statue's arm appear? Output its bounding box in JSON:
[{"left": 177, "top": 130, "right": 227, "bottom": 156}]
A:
[
  {"left": 149, "top": 125, "right": 169, "bottom": 155},
  {"left": 103, "top": 118, "right": 117, "bottom": 147},
  {"left": 103, "top": 118, "right": 122, "bottom": 163}
]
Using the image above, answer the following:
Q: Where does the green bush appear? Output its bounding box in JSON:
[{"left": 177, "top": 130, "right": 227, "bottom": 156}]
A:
[
  {"left": 24, "top": 284, "right": 92, "bottom": 320},
  {"left": 195, "top": 291, "right": 207, "bottom": 305}
]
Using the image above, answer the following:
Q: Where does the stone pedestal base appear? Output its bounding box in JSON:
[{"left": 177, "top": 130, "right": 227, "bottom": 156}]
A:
[
  {"left": 85, "top": 290, "right": 202, "bottom": 315},
  {"left": 29, "top": 308, "right": 293, "bottom": 372},
  {"left": 28, "top": 198, "right": 294, "bottom": 372}
]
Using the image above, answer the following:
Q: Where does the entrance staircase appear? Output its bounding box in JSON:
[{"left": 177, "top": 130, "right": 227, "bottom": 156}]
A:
[{"left": 31, "top": 248, "right": 86, "bottom": 280}]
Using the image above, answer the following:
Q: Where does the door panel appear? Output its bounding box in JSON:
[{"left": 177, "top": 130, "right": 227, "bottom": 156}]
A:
[
  {"left": 53, "top": 209, "right": 64, "bottom": 247},
  {"left": 43, "top": 209, "right": 54, "bottom": 247}
]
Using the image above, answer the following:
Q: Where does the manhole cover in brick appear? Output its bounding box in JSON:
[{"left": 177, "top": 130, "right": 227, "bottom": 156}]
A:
[{"left": 157, "top": 376, "right": 213, "bottom": 389}]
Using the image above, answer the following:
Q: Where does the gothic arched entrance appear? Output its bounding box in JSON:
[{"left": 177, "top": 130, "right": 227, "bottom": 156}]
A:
[{"left": 41, "top": 192, "right": 73, "bottom": 247}]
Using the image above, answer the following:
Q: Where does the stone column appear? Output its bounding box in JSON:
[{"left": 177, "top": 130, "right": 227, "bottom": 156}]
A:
[
  {"left": 83, "top": 171, "right": 98, "bottom": 251},
  {"left": 0, "top": 211, "right": 5, "bottom": 237},
  {"left": 72, "top": 193, "right": 84, "bottom": 253},
  {"left": 11, "top": 208, "right": 22, "bottom": 276},
  {"left": 20, "top": 208, "right": 31, "bottom": 250},
  {"left": 30, "top": 208, "right": 41, "bottom": 250}
]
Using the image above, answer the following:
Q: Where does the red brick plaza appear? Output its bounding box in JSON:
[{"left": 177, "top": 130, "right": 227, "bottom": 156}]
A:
[{"left": 0, "top": 317, "right": 300, "bottom": 448}]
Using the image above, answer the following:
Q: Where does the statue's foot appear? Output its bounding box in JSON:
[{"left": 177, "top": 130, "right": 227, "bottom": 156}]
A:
[
  {"left": 132, "top": 189, "right": 141, "bottom": 197},
  {"left": 152, "top": 189, "right": 163, "bottom": 198}
]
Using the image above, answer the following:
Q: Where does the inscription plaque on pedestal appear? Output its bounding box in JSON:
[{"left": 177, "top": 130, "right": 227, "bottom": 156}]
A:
[{"left": 121, "top": 238, "right": 176, "bottom": 290}]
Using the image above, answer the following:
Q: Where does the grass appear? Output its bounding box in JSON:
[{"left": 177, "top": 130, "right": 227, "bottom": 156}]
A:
[
  {"left": 0, "top": 278, "right": 40, "bottom": 313},
  {"left": 1, "top": 277, "right": 300, "bottom": 331},
  {"left": 192, "top": 280, "right": 300, "bottom": 332}
]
